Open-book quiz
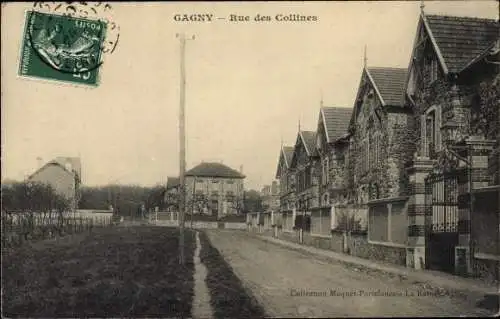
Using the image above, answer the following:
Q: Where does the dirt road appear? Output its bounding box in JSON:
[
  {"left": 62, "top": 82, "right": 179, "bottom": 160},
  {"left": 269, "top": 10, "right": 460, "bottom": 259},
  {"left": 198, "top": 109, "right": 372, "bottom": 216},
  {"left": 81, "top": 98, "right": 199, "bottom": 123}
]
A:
[{"left": 206, "top": 230, "right": 493, "bottom": 317}]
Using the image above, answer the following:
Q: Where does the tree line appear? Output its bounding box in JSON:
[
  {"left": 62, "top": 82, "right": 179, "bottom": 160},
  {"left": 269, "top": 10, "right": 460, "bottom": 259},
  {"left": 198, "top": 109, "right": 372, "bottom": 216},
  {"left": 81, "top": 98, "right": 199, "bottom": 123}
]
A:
[
  {"left": 1, "top": 181, "right": 166, "bottom": 217},
  {"left": 2, "top": 180, "right": 268, "bottom": 216}
]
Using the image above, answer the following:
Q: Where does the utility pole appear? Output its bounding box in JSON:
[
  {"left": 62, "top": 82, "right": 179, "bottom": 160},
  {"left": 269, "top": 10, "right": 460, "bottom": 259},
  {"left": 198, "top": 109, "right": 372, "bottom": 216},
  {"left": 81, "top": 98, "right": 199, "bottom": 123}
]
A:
[
  {"left": 177, "top": 32, "right": 195, "bottom": 265},
  {"left": 191, "top": 179, "right": 196, "bottom": 228}
]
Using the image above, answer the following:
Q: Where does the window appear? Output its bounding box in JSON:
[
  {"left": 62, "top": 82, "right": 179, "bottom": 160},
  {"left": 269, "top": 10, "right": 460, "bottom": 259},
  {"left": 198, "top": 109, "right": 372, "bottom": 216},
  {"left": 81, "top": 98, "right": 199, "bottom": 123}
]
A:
[
  {"left": 324, "top": 157, "right": 329, "bottom": 185},
  {"left": 212, "top": 180, "right": 219, "bottom": 184},
  {"left": 280, "top": 175, "right": 287, "bottom": 194},
  {"left": 226, "top": 180, "right": 234, "bottom": 185},
  {"left": 422, "top": 106, "right": 441, "bottom": 158},
  {"left": 323, "top": 193, "right": 329, "bottom": 206},
  {"left": 305, "top": 167, "right": 311, "bottom": 188},
  {"left": 430, "top": 58, "right": 438, "bottom": 83},
  {"left": 373, "top": 133, "right": 381, "bottom": 168},
  {"left": 361, "top": 137, "right": 370, "bottom": 174}
]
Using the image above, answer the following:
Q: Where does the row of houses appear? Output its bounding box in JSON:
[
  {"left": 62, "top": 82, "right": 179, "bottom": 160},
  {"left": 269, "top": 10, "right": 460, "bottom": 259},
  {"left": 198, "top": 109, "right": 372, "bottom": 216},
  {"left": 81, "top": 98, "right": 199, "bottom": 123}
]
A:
[{"left": 252, "top": 11, "right": 499, "bottom": 281}]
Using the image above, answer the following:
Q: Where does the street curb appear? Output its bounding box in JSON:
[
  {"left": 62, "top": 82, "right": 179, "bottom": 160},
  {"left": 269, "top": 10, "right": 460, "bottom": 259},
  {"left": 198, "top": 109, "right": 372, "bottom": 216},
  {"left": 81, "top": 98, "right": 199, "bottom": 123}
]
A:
[{"left": 255, "top": 234, "right": 499, "bottom": 300}]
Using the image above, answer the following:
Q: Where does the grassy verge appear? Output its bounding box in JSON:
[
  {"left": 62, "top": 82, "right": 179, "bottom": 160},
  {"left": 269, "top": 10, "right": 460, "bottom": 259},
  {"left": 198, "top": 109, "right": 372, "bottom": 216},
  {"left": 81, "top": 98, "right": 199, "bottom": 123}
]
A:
[
  {"left": 2, "top": 226, "right": 195, "bottom": 318},
  {"left": 199, "top": 231, "right": 267, "bottom": 318}
]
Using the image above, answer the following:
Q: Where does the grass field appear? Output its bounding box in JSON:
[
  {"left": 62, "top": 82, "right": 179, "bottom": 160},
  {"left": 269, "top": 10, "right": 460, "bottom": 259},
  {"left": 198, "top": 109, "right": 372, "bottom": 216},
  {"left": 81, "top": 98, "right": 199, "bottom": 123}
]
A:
[
  {"left": 199, "top": 231, "right": 267, "bottom": 318},
  {"left": 2, "top": 226, "right": 195, "bottom": 318}
]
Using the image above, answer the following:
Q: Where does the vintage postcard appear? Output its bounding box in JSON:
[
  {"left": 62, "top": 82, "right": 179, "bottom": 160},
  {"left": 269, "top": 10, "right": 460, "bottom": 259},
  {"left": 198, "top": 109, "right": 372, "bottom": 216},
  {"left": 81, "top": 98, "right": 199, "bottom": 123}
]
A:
[{"left": 1, "top": 1, "right": 499, "bottom": 318}]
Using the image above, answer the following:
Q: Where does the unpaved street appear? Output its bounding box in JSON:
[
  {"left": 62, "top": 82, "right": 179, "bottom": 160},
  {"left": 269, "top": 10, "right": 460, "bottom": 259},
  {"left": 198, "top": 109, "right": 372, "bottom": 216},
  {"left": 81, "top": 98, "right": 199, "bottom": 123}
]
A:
[{"left": 206, "top": 231, "right": 492, "bottom": 317}]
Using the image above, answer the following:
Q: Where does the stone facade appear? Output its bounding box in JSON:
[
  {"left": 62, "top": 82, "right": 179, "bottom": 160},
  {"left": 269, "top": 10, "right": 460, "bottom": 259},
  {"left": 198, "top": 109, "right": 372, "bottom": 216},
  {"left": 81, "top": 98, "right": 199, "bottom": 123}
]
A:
[
  {"left": 276, "top": 146, "right": 296, "bottom": 212},
  {"left": 347, "top": 67, "right": 412, "bottom": 205},
  {"left": 265, "top": 12, "right": 498, "bottom": 276},
  {"left": 291, "top": 131, "right": 320, "bottom": 213},
  {"left": 404, "top": 13, "right": 499, "bottom": 274}
]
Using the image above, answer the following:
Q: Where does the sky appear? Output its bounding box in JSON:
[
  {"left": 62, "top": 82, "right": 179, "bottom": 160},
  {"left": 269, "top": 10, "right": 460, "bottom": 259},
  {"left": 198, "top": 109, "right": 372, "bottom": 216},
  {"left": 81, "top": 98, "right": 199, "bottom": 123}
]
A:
[{"left": 1, "top": 1, "right": 498, "bottom": 190}]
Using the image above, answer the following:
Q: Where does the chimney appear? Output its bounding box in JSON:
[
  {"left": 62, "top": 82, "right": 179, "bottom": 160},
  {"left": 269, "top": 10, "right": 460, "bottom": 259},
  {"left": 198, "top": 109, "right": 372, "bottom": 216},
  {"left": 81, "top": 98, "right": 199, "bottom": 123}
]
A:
[
  {"left": 36, "top": 157, "right": 43, "bottom": 169},
  {"left": 65, "top": 159, "right": 73, "bottom": 172},
  {"left": 240, "top": 165, "right": 243, "bottom": 174}
]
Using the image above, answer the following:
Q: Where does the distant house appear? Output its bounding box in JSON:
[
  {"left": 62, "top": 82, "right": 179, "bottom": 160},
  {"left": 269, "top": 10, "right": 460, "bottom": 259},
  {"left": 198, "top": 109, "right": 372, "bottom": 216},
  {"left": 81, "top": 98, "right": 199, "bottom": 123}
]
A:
[
  {"left": 275, "top": 145, "right": 295, "bottom": 213},
  {"left": 290, "top": 130, "right": 320, "bottom": 213},
  {"left": 261, "top": 181, "right": 280, "bottom": 212},
  {"left": 315, "top": 106, "right": 352, "bottom": 207},
  {"left": 164, "top": 177, "right": 180, "bottom": 212},
  {"left": 28, "top": 157, "right": 82, "bottom": 209},
  {"left": 312, "top": 106, "right": 352, "bottom": 236},
  {"left": 166, "top": 162, "right": 246, "bottom": 218}
]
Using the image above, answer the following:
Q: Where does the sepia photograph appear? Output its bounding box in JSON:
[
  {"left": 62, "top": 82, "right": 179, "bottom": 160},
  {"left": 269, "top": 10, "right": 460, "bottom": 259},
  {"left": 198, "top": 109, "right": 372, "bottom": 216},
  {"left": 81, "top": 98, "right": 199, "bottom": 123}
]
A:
[{"left": 1, "top": 1, "right": 499, "bottom": 317}]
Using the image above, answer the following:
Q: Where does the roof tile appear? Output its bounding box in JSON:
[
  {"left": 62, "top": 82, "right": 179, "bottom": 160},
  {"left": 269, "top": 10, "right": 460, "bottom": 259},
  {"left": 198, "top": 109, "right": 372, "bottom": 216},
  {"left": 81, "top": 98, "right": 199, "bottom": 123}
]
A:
[
  {"left": 185, "top": 162, "right": 245, "bottom": 179},
  {"left": 321, "top": 107, "right": 353, "bottom": 142},
  {"left": 300, "top": 131, "right": 317, "bottom": 155},
  {"left": 425, "top": 15, "right": 498, "bottom": 73},
  {"left": 282, "top": 146, "right": 294, "bottom": 167},
  {"left": 367, "top": 67, "right": 407, "bottom": 106}
]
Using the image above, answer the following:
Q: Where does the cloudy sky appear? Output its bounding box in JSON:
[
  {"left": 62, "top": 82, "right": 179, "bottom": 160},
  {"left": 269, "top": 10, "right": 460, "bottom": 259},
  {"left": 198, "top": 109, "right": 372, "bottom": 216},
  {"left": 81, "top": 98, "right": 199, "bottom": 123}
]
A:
[{"left": 1, "top": 1, "right": 497, "bottom": 190}]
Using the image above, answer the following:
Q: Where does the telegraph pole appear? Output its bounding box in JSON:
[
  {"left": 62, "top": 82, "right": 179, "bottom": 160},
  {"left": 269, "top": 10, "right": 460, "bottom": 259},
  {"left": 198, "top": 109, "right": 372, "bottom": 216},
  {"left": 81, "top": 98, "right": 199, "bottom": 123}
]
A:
[{"left": 177, "top": 32, "right": 194, "bottom": 265}]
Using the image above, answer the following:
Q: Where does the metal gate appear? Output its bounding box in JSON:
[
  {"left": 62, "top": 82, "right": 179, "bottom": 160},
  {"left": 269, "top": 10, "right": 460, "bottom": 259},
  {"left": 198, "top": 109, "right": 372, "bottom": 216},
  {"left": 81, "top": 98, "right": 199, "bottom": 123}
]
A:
[{"left": 425, "top": 169, "right": 460, "bottom": 273}]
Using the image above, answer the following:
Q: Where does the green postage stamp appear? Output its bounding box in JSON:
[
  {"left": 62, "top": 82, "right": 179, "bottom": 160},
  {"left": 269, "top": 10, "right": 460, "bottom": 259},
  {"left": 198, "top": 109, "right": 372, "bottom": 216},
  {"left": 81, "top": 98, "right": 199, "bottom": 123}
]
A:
[{"left": 18, "top": 10, "right": 107, "bottom": 86}]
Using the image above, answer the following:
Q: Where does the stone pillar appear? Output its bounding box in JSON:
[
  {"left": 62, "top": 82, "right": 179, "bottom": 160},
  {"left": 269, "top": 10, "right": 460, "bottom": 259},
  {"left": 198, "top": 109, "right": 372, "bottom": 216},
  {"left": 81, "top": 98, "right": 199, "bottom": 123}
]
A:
[
  {"left": 330, "top": 205, "right": 336, "bottom": 230},
  {"left": 456, "top": 137, "right": 496, "bottom": 275},
  {"left": 406, "top": 157, "right": 434, "bottom": 270}
]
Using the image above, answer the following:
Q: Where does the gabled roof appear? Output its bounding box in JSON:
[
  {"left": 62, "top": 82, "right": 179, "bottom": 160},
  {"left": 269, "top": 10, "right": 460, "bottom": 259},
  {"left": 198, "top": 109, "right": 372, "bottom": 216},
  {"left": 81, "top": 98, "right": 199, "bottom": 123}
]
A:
[
  {"left": 275, "top": 145, "right": 294, "bottom": 179},
  {"left": 290, "top": 130, "right": 317, "bottom": 168},
  {"left": 424, "top": 14, "right": 498, "bottom": 74},
  {"left": 283, "top": 146, "right": 294, "bottom": 167},
  {"left": 320, "top": 107, "right": 353, "bottom": 143},
  {"left": 29, "top": 157, "right": 81, "bottom": 180},
  {"left": 366, "top": 67, "right": 407, "bottom": 106},
  {"left": 300, "top": 131, "right": 317, "bottom": 156},
  {"left": 350, "top": 66, "right": 407, "bottom": 128},
  {"left": 185, "top": 162, "right": 245, "bottom": 179}
]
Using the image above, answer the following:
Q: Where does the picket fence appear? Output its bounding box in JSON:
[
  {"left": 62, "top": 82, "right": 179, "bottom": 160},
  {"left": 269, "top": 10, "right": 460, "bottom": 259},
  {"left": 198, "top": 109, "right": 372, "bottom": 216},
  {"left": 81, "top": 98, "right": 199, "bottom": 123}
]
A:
[{"left": 1, "top": 211, "right": 114, "bottom": 248}]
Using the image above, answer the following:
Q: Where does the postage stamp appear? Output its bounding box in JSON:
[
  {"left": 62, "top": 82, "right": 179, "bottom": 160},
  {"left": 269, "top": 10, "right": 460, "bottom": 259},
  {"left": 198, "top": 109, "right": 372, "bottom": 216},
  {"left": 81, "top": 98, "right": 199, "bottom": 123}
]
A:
[{"left": 18, "top": 10, "right": 107, "bottom": 86}]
